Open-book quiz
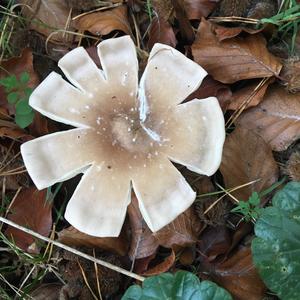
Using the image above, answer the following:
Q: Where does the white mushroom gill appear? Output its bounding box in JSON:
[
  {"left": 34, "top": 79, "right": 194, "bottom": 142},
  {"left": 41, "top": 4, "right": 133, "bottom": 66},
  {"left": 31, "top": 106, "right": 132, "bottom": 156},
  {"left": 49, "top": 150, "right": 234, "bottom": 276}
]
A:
[{"left": 20, "top": 36, "right": 225, "bottom": 237}]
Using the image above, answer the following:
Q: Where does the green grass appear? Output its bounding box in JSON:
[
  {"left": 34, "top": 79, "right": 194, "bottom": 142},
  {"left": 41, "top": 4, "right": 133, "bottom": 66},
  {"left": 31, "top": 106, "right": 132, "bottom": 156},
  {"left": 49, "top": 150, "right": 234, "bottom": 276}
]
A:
[{"left": 260, "top": 0, "right": 300, "bottom": 54}]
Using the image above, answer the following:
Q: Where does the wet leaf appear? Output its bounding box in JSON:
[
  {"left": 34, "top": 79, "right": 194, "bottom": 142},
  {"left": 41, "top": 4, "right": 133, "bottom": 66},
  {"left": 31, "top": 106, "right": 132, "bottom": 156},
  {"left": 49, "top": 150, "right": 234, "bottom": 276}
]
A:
[
  {"left": 148, "top": 16, "right": 177, "bottom": 50},
  {"left": 20, "top": 0, "right": 75, "bottom": 43},
  {"left": 192, "top": 19, "right": 282, "bottom": 83},
  {"left": 75, "top": 5, "right": 132, "bottom": 36},
  {"left": 220, "top": 127, "right": 279, "bottom": 201},
  {"left": 58, "top": 226, "right": 128, "bottom": 256},
  {"left": 5, "top": 187, "right": 52, "bottom": 253},
  {"left": 122, "top": 271, "right": 232, "bottom": 300},
  {"left": 252, "top": 182, "right": 300, "bottom": 300},
  {"left": 237, "top": 85, "right": 300, "bottom": 151},
  {"left": 210, "top": 247, "right": 266, "bottom": 300},
  {"left": 142, "top": 249, "right": 176, "bottom": 276}
]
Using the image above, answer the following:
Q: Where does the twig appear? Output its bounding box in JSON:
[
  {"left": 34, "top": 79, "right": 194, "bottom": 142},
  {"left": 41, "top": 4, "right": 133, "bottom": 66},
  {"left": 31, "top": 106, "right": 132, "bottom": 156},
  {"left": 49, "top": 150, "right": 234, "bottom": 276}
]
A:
[{"left": 0, "top": 216, "right": 145, "bottom": 281}]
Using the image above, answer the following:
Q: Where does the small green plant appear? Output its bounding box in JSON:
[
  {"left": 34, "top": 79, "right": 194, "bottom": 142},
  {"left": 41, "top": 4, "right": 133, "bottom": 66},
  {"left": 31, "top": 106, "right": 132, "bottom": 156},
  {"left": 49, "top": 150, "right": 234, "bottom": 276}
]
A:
[
  {"left": 259, "top": 0, "right": 300, "bottom": 54},
  {"left": 231, "top": 179, "right": 285, "bottom": 222},
  {"left": 231, "top": 191, "right": 263, "bottom": 222},
  {"left": 0, "top": 71, "right": 35, "bottom": 128},
  {"left": 122, "top": 271, "right": 232, "bottom": 300}
]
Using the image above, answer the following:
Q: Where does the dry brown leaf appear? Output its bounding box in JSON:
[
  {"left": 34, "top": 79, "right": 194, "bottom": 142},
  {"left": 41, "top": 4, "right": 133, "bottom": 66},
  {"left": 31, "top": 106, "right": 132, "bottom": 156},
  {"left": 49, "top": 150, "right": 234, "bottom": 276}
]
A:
[
  {"left": 220, "top": 127, "right": 279, "bottom": 201},
  {"left": 128, "top": 196, "right": 159, "bottom": 259},
  {"left": 148, "top": 16, "right": 177, "bottom": 50},
  {"left": 214, "top": 25, "right": 263, "bottom": 41},
  {"left": 58, "top": 226, "right": 128, "bottom": 256},
  {"left": 128, "top": 195, "right": 202, "bottom": 259},
  {"left": 142, "top": 249, "right": 176, "bottom": 276},
  {"left": 211, "top": 247, "right": 266, "bottom": 300},
  {"left": 184, "top": 0, "right": 220, "bottom": 20},
  {"left": 238, "top": 85, "right": 300, "bottom": 151},
  {"left": 20, "top": 0, "right": 75, "bottom": 43},
  {"left": 154, "top": 206, "right": 203, "bottom": 249},
  {"left": 5, "top": 187, "right": 52, "bottom": 253},
  {"left": 192, "top": 19, "right": 282, "bottom": 83},
  {"left": 228, "top": 78, "right": 272, "bottom": 111},
  {"left": 75, "top": 5, "right": 132, "bottom": 36}
]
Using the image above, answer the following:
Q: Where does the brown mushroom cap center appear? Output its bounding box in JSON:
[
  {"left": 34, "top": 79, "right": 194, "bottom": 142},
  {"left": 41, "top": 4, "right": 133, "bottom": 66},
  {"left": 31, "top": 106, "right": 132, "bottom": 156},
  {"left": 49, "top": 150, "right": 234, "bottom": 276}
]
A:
[{"left": 110, "top": 112, "right": 159, "bottom": 152}]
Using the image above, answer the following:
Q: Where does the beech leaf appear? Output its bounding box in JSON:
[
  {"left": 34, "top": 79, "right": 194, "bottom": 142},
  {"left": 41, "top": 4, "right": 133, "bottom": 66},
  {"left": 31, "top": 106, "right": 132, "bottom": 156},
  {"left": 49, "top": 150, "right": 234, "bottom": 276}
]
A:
[
  {"left": 75, "top": 5, "right": 132, "bottom": 36},
  {"left": 5, "top": 187, "right": 52, "bottom": 253},
  {"left": 192, "top": 19, "right": 282, "bottom": 83},
  {"left": 220, "top": 127, "right": 279, "bottom": 201},
  {"left": 237, "top": 85, "right": 300, "bottom": 151}
]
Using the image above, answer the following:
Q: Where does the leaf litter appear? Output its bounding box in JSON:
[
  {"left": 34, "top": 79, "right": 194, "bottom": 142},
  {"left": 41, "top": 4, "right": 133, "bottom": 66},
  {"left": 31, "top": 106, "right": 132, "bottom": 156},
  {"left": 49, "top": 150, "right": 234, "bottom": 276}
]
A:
[{"left": 0, "top": 0, "right": 300, "bottom": 299}]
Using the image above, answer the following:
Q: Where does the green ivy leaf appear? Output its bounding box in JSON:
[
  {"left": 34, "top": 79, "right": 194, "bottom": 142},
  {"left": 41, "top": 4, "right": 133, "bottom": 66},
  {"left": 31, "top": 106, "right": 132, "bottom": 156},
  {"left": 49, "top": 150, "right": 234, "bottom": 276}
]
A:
[
  {"left": 20, "top": 72, "right": 30, "bottom": 84},
  {"left": 122, "top": 271, "right": 232, "bottom": 300},
  {"left": 15, "top": 99, "right": 33, "bottom": 115},
  {"left": 7, "top": 92, "right": 19, "bottom": 104},
  {"left": 15, "top": 111, "right": 34, "bottom": 128},
  {"left": 252, "top": 182, "right": 300, "bottom": 300},
  {"left": 0, "top": 75, "right": 18, "bottom": 90}
]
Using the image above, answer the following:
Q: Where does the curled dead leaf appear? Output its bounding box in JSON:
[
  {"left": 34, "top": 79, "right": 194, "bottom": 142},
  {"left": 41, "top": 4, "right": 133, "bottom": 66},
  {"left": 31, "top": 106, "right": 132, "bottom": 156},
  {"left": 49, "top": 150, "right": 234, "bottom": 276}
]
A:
[
  {"left": 5, "top": 187, "right": 52, "bottom": 253},
  {"left": 58, "top": 226, "right": 128, "bottom": 256},
  {"left": 142, "top": 249, "right": 176, "bottom": 276},
  {"left": 75, "top": 5, "right": 132, "bottom": 36},
  {"left": 237, "top": 85, "right": 300, "bottom": 151},
  {"left": 192, "top": 19, "right": 282, "bottom": 83},
  {"left": 220, "top": 127, "right": 279, "bottom": 201}
]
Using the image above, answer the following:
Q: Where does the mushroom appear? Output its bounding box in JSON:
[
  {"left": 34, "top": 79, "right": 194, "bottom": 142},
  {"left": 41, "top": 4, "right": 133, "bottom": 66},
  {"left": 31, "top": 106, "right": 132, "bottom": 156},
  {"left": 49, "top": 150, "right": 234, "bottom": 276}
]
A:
[{"left": 21, "top": 36, "right": 225, "bottom": 237}]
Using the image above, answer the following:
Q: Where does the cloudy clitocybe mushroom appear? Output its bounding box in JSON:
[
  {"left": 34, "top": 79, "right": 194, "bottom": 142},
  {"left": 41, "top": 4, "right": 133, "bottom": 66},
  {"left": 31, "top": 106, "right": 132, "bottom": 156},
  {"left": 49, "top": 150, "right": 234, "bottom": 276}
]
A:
[{"left": 21, "top": 36, "right": 225, "bottom": 237}]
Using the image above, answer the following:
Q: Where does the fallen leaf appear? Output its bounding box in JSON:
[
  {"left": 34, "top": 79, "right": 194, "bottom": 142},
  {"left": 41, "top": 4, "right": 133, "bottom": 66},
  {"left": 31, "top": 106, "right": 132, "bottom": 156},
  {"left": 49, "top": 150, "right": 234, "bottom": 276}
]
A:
[
  {"left": 171, "top": 0, "right": 195, "bottom": 44},
  {"left": 197, "top": 225, "right": 231, "bottom": 261},
  {"left": 20, "top": 0, "right": 75, "bottom": 43},
  {"left": 220, "top": 127, "right": 279, "bottom": 201},
  {"left": 192, "top": 19, "right": 282, "bottom": 83},
  {"left": 128, "top": 195, "right": 202, "bottom": 259},
  {"left": 184, "top": 0, "right": 220, "bottom": 20},
  {"left": 185, "top": 75, "right": 232, "bottom": 111},
  {"left": 58, "top": 226, "right": 128, "bottom": 256},
  {"left": 75, "top": 5, "right": 132, "bottom": 36},
  {"left": 0, "top": 126, "right": 31, "bottom": 140},
  {"left": 237, "top": 85, "right": 300, "bottom": 151},
  {"left": 5, "top": 187, "right": 52, "bottom": 253},
  {"left": 154, "top": 206, "right": 203, "bottom": 249},
  {"left": 142, "top": 249, "right": 176, "bottom": 276},
  {"left": 128, "top": 196, "right": 159, "bottom": 259},
  {"left": 214, "top": 25, "right": 263, "bottom": 41},
  {"left": 210, "top": 247, "right": 266, "bottom": 300},
  {"left": 228, "top": 78, "right": 272, "bottom": 111},
  {"left": 148, "top": 16, "right": 177, "bottom": 50}
]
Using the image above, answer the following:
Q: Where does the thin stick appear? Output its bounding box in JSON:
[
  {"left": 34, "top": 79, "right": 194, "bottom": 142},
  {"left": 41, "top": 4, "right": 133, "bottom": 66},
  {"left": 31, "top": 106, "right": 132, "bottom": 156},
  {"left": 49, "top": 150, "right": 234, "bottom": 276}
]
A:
[{"left": 0, "top": 216, "right": 145, "bottom": 282}]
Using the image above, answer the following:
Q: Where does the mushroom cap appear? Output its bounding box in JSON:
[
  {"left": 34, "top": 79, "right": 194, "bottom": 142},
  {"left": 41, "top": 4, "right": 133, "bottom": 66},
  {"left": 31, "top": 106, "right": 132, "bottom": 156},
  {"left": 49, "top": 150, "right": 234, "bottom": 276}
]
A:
[{"left": 21, "top": 36, "right": 225, "bottom": 237}]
